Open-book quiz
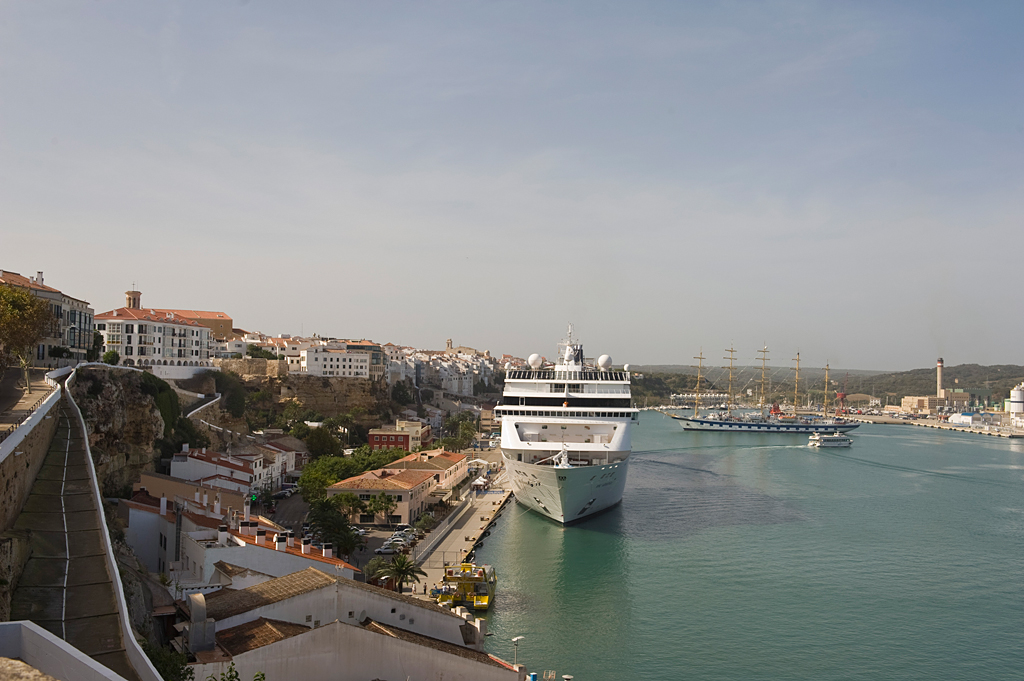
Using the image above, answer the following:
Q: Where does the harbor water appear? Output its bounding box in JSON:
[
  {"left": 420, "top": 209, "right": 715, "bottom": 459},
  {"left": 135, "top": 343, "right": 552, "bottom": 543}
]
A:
[{"left": 478, "top": 411, "right": 1024, "bottom": 680}]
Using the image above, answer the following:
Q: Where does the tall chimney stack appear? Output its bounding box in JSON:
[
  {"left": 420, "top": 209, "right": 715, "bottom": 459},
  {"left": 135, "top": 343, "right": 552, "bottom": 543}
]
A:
[
  {"left": 937, "top": 358, "right": 945, "bottom": 398},
  {"left": 323, "top": 543, "right": 333, "bottom": 559},
  {"left": 159, "top": 493, "right": 168, "bottom": 516}
]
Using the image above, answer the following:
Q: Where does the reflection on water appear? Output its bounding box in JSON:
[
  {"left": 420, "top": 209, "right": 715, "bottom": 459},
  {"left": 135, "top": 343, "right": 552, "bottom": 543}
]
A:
[{"left": 479, "top": 413, "right": 1024, "bottom": 680}]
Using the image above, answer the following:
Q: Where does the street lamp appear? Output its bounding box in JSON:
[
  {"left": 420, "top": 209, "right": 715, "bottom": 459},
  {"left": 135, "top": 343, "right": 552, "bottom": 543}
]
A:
[{"left": 512, "top": 636, "right": 525, "bottom": 666}]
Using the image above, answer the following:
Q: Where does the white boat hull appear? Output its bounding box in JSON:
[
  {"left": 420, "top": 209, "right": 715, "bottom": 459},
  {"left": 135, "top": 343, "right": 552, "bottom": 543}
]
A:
[
  {"left": 674, "top": 416, "right": 859, "bottom": 433},
  {"left": 501, "top": 451, "right": 629, "bottom": 524}
]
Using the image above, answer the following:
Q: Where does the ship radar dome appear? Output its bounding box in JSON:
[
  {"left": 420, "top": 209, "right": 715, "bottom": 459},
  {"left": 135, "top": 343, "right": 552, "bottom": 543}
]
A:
[
  {"left": 623, "top": 363, "right": 631, "bottom": 372},
  {"left": 527, "top": 354, "right": 542, "bottom": 369},
  {"left": 598, "top": 354, "right": 612, "bottom": 370}
]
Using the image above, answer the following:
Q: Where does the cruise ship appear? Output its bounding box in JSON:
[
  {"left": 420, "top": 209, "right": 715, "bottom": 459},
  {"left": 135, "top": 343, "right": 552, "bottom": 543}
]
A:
[{"left": 497, "top": 328, "right": 637, "bottom": 524}]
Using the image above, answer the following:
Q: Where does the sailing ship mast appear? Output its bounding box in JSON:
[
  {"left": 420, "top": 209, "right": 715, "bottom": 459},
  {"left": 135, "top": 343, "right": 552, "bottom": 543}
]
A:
[
  {"left": 823, "top": 363, "right": 830, "bottom": 416},
  {"left": 792, "top": 352, "right": 800, "bottom": 415},
  {"left": 757, "top": 346, "right": 769, "bottom": 415},
  {"left": 693, "top": 349, "right": 705, "bottom": 418},
  {"left": 723, "top": 345, "right": 736, "bottom": 416}
]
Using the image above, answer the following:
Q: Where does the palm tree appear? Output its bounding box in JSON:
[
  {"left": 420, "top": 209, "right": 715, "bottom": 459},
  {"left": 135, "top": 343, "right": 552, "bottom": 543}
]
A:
[{"left": 379, "top": 554, "right": 427, "bottom": 593}]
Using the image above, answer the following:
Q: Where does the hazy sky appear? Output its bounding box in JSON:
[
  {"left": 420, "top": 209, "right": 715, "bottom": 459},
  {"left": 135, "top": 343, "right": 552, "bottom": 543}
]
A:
[{"left": 2, "top": 2, "right": 1022, "bottom": 371}]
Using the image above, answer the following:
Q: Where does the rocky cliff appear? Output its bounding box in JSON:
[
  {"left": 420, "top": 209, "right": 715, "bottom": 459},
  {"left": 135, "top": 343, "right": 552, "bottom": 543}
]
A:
[{"left": 71, "top": 367, "right": 167, "bottom": 495}]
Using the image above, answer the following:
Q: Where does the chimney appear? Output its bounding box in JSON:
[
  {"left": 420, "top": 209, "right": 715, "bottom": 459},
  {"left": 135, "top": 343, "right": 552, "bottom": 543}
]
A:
[
  {"left": 301, "top": 537, "right": 311, "bottom": 555},
  {"left": 243, "top": 503, "right": 250, "bottom": 522},
  {"left": 218, "top": 525, "right": 228, "bottom": 545},
  {"left": 323, "top": 543, "right": 333, "bottom": 559},
  {"left": 256, "top": 529, "right": 266, "bottom": 545},
  {"left": 36, "top": 271, "right": 44, "bottom": 286},
  {"left": 214, "top": 495, "right": 221, "bottom": 515},
  {"left": 937, "top": 358, "right": 945, "bottom": 398},
  {"left": 286, "top": 530, "right": 294, "bottom": 548},
  {"left": 202, "top": 492, "right": 209, "bottom": 507},
  {"left": 125, "top": 290, "right": 141, "bottom": 310},
  {"left": 275, "top": 534, "right": 286, "bottom": 551},
  {"left": 194, "top": 488, "right": 201, "bottom": 503},
  {"left": 159, "top": 493, "right": 168, "bottom": 516},
  {"left": 182, "top": 443, "right": 189, "bottom": 453}
]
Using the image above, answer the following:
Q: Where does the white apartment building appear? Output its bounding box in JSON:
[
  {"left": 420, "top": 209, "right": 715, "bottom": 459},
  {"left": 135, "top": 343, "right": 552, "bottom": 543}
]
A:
[
  {"left": 299, "top": 347, "right": 370, "bottom": 377},
  {"left": 170, "top": 446, "right": 259, "bottom": 494},
  {"left": 95, "top": 291, "right": 213, "bottom": 367},
  {"left": 0, "top": 269, "right": 96, "bottom": 366}
]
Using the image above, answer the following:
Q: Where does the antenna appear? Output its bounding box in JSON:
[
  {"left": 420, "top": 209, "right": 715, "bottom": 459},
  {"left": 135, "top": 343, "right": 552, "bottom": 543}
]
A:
[
  {"left": 723, "top": 345, "right": 736, "bottom": 416},
  {"left": 693, "top": 348, "right": 705, "bottom": 418}
]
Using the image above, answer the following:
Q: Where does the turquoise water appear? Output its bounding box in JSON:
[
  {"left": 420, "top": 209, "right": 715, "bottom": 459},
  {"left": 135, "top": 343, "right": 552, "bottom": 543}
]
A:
[{"left": 479, "top": 412, "right": 1024, "bottom": 680}]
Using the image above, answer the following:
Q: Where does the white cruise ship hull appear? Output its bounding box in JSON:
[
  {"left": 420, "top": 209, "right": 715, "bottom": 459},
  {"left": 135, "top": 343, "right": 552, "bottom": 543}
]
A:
[{"left": 501, "top": 452, "right": 629, "bottom": 524}]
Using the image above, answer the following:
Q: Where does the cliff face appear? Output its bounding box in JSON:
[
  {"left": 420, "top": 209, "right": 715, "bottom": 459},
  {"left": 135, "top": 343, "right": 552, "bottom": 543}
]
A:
[{"left": 71, "top": 367, "right": 165, "bottom": 494}]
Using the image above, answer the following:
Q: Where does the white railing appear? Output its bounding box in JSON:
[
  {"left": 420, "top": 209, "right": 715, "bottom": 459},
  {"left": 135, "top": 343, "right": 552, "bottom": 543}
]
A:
[{"left": 64, "top": 366, "right": 164, "bottom": 681}]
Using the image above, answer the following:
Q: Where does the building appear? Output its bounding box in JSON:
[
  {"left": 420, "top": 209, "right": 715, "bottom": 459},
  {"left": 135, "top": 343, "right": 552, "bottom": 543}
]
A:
[
  {"left": 299, "top": 346, "right": 371, "bottom": 377},
  {"left": 95, "top": 291, "right": 213, "bottom": 368},
  {"left": 326, "top": 469, "right": 437, "bottom": 525},
  {"left": 0, "top": 269, "right": 95, "bottom": 365},
  {"left": 900, "top": 358, "right": 975, "bottom": 414},
  {"left": 369, "top": 420, "right": 433, "bottom": 452},
  {"left": 180, "top": 568, "right": 515, "bottom": 681},
  {"left": 381, "top": 448, "right": 469, "bottom": 491},
  {"left": 341, "top": 340, "right": 386, "bottom": 381},
  {"left": 157, "top": 309, "right": 234, "bottom": 340},
  {"left": 133, "top": 470, "right": 247, "bottom": 515},
  {"left": 170, "top": 446, "right": 259, "bottom": 494}
]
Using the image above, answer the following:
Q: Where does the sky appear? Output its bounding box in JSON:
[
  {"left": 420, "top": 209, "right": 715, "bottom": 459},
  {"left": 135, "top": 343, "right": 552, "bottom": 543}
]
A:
[{"left": 2, "top": 2, "right": 1022, "bottom": 371}]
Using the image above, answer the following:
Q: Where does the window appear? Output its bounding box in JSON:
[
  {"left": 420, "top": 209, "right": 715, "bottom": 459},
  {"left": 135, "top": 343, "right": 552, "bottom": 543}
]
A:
[
  {"left": 125, "top": 324, "right": 134, "bottom": 333},
  {"left": 359, "top": 494, "right": 371, "bottom": 501},
  {"left": 396, "top": 495, "right": 403, "bottom": 501}
]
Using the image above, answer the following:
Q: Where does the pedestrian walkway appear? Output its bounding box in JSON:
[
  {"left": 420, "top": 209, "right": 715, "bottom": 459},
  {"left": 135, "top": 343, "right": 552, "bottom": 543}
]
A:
[
  {"left": 9, "top": 400, "right": 141, "bottom": 681},
  {"left": 0, "top": 368, "right": 56, "bottom": 441}
]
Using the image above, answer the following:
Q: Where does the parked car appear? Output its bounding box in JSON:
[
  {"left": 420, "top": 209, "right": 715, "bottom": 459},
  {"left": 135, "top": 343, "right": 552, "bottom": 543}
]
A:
[
  {"left": 349, "top": 526, "right": 367, "bottom": 536},
  {"left": 374, "top": 545, "right": 399, "bottom": 555}
]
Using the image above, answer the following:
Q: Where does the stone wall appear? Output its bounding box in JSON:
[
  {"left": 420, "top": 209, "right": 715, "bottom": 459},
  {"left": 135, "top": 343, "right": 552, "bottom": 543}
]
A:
[
  {"left": 0, "top": 390, "right": 60, "bottom": 621},
  {"left": 0, "top": 393, "right": 60, "bottom": 533},
  {"left": 213, "top": 358, "right": 290, "bottom": 379}
]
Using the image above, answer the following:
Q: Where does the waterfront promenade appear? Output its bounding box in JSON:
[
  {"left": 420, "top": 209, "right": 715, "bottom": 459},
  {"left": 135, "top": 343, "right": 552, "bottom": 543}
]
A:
[{"left": 848, "top": 414, "right": 1024, "bottom": 438}]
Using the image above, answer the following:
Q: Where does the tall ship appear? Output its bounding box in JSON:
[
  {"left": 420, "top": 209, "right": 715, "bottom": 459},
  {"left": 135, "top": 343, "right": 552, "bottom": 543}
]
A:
[
  {"left": 498, "top": 327, "right": 637, "bottom": 524},
  {"left": 671, "top": 347, "right": 860, "bottom": 434}
]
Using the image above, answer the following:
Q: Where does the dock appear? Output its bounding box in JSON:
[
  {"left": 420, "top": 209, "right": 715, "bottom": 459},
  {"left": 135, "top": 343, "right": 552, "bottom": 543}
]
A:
[{"left": 848, "top": 415, "right": 1024, "bottom": 438}]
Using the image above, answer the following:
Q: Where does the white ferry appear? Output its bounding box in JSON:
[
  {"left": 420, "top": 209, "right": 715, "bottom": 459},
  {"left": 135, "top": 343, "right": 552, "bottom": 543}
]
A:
[
  {"left": 808, "top": 432, "right": 854, "bottom": 448},
  {"left": 498, "top": 327, "right": 637, "bottom": 524}
]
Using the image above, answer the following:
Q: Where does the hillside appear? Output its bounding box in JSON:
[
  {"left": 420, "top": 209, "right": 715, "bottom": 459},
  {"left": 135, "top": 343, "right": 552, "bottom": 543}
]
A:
[{"left": 841, "top": 364, "right": 1024, "bottom": 403}]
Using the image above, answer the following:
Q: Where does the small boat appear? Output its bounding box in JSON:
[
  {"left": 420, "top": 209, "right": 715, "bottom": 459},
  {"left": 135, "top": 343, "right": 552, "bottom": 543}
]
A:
[
  {"left": 433, "top": 563, "right": 497, "bottom": 610},
  {"left": 808, "top": 432, "right": 853, "bottom": 448}
]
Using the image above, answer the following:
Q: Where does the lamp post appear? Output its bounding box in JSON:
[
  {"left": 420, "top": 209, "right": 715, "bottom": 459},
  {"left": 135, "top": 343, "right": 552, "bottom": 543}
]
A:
[{"left": 512, "top": 636, "right": 524, "bottom": 666}]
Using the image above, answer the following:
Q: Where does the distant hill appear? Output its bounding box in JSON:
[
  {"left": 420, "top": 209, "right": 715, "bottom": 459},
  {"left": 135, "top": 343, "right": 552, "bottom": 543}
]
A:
[{"left": 841, "top": 364, "right": 1024, "bottom": 404}]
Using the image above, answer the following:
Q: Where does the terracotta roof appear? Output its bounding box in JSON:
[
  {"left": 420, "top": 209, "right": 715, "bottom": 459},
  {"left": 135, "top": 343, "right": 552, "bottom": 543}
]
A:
[
  {"left": 95, "top": 307, "right": 204, "bottom": 327},
  {"left": 181, "top": 448, "right": 253, "bottom": 474},
  {"left": 217, "top": 617, "right": 310, "bottom": 656},
  {"left": 205, "top": 568, "right": 336, "bottom": 621},
  {"left": 361, "top": 619, "right": 510, "bottom": 669},
  {"left": 328, "top": 469, "right": 436, "bottom": 492},
  {"left": 227, "top": 529, "right": 359, "bottom": 573},
  {"left": 158, "top": 309, "right": 232, "bottom": 321},
  {"left": 0, "top": 270, "right": 61, "bottom": 294}
]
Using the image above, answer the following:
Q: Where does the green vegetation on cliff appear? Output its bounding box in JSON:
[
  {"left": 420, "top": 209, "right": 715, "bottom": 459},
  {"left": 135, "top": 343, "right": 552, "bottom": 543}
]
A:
[{"left": 629, "top": 372, "right": 705, "bottom": 404}]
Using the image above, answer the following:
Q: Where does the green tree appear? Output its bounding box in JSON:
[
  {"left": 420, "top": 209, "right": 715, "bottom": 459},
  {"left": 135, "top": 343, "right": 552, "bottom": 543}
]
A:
[
  {"left": 332, "top": 491, "right": 365, "bottom": 520},
  {"left": 415, "top": 513, "right": 437, "bottom": 532},
  {"left": 305, "top": 427, "right": 341, "bottom": 459},
  {"left": 391, "top": 382, "right": 413, "bottom": 404},
  {"left": 363, "top": 556, "right": 387, "bottom": 583},
  {"left": 0, "top": 284, "right": 54, "bottom": 388},
  {"left": 86, "top": 330, "right": 103, "bottom": 361},
  {"left": 101, "top": 349, "right": 120, "bottom": 365},
  {"left": 380, "top": 554, "right": 427, "bottom": 593},
  {"left": 370, "top": 493, "right": 397, "bottom": 526},
  {"left": 246, "top": 344, "right": 279, "bottom": 360},
  {"left": 142, "top": 641, "right": 194, "bottom": 681},
  {"left": 308, "top": 497, "right": 362, "bottom": 557}
]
